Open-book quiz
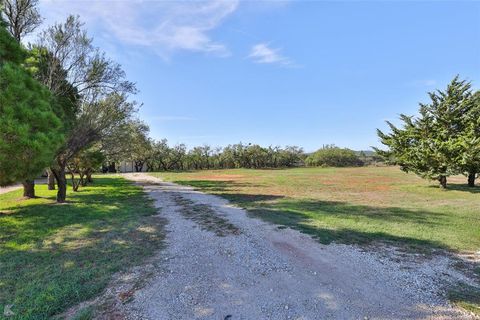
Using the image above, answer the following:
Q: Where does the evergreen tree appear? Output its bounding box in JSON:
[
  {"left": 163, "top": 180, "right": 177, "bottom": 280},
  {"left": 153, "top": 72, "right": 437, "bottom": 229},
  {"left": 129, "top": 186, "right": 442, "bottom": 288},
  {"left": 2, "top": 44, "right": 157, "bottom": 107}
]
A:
[
  {"left": 0, "top": 20, "right": 63, "bottom": 196},
  {"left": 376, "top": 77, "right": 473, "bottom": 188},
  {"left": 454, "top": 90, "right": 480, "bottom": 186}
]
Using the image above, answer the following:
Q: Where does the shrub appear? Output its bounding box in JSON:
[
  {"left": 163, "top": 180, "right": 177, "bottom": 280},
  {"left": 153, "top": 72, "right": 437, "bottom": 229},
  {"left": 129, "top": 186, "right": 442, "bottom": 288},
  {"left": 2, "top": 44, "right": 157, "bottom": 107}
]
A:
[{"left": 305, "top": 145, "right": 364, "bottom": 167}]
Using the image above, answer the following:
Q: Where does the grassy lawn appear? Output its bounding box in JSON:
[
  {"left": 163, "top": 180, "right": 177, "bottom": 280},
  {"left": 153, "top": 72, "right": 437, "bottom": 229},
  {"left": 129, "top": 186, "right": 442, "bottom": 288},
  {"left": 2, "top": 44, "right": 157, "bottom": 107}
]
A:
[
  {"left": 151, "top": 166, "right": 480, "bottom": 253},
  {"left": 0, "top": 176, "right": 164, "bottom": 320}
]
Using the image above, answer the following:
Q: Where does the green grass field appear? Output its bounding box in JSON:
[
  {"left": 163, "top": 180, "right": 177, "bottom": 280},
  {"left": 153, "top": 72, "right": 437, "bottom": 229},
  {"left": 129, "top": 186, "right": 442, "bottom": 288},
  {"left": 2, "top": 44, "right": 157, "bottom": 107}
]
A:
[
  {"left": 151, "top": 166, "right": 480, "bottom": 253},
  {"left": 0, "top": 176, "right": 165, "bottom": 320}
]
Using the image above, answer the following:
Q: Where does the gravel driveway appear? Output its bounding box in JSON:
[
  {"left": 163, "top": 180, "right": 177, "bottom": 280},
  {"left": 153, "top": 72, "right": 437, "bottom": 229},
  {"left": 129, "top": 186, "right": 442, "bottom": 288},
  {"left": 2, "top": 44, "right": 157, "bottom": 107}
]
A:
[
  {"left": 122, "top": 173, "right": 474, "bottom": 320},
  {"left": 0, "top": 184, "right": 21, "bottom": 195}
]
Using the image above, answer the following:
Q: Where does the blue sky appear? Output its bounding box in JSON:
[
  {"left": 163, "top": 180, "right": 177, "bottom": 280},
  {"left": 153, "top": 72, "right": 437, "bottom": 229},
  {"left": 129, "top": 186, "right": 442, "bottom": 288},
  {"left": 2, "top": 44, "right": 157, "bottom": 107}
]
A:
[{"left": 38, "top": 1, "right": 480, "bottom": 151}]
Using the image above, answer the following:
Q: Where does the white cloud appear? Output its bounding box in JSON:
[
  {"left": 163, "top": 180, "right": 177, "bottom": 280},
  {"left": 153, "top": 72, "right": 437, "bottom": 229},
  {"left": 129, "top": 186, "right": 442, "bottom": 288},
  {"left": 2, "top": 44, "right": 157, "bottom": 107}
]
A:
[
  {"left": 38, "top": 0, "right": 239, "bottom": 59},
  {"left": 248, "top": 43, "right": 293, "bottom": 66}
]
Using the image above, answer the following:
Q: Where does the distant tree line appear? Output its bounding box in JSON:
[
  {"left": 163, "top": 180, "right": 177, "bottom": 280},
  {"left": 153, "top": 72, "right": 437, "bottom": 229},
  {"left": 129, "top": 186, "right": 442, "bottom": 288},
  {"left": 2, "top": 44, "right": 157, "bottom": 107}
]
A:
[
  {"left": 108, "top": 135, "right": 374, "bottom": 172},
  {"left": 108, "top": 140, "right": 307, "bottom": 171},
  {"left": 376, "top": 76, "right": 480, "bottom": 188}
]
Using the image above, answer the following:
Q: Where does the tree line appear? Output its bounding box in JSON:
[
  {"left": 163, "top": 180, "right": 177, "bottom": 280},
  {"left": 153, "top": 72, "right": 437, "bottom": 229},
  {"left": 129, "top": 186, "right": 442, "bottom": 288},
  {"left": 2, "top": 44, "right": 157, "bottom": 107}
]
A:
[
  {"left": 108, "top": 138, "right": 306, "bottom": 172},
  {"left": 0, "top": 0, "right": 140, "bottom": 202},
  {"left": 107, "top": 131, "right": 375, "bottom": 172},
  {"left": 376, "top": 76, "right": 480, "bottom": 188}
]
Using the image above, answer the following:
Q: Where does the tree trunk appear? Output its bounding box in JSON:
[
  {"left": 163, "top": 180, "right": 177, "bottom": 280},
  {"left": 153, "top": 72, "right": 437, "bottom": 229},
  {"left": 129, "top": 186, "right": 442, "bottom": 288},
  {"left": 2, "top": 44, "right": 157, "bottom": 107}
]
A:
[
  {"left": 70, "top": 172, "right": 80, "bottom": 192},
  {"left": 86, "top": 171, "right": 93, "bottom": 183},
  {"left": 468, "top": 172, "right": 476, "bottom": 187},
  {"left": 22, "top": 179, "right": 35, "bottom": 198},
  {"left": 108, "top": 162, "right": 116, "bottom": 173},
  {"left": 47, "top": 168, "right": 56, "bottom": 190},
  {"left": 79, "top": 172, "right": 86, "bottom": 187},
  {"left": 146, "top": 162, "right": 153, "bottom": 172},
  {"left": 438, "top": 175, "right": 447, "bottom": 189},
  {"left": 135, "top": 161, "right": 144, "bottom": 172},
  {"left": 52, "top": 165, "right": 67, "bottom": 203}
]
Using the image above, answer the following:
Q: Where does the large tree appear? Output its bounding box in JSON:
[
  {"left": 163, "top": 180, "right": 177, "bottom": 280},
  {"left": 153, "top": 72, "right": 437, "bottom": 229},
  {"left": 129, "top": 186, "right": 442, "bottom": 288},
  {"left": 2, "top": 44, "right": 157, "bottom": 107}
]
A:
[
  {"left": 376, "top": 77, "right": 474, "bottom": 188},
  {"left": 1, "top": 0, "right": 42, "bottom": 41},
  {"left": 32, "top": 16, "right": 136, "bottom": 202},
  {"left": 0, "top": 20, "right": 63, "bottom": 196},
  {"left": 127, "top": 121, "right": 151, "bottom": 172},
  {"left": 2, "top": 1, "right": 62, "bottom": 195},
  {"left": 26, "top": 45, "right": 79, "bottom": 190}
]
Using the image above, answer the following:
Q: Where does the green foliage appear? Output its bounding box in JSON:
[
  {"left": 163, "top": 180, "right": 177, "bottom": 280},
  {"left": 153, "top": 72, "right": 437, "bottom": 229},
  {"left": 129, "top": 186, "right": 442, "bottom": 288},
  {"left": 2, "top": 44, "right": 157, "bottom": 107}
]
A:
[
  {"left": 453, "top": 90, "right": 480, "bottom": 180},
  {"left": 31, "top": 15, "right": 137, "bottom": 202},
  {"left": 25, "top": 45, "right": 79, "bottom": 132},
  {"left": 144, "top": 141, "right": 304, "bottom": 171},
  {"left": 0, "top": 17, "right": 25, "bottom": 63},
  {"left": 305, "top": 145, "right": 363, "bottom": 167},
  {"left": 146, "top": 139, "right": 187, "bottom": 171},
  {"left": 376, "top": 76, "right": 479, "bottom": 187},
  {"left": 78, "top": 149, "right": 105, "bottom": 171},
  {"left": 123, "top": 120, "right": 151, "bottom": 171},
  {"left": 0, "top": 24, "right": 63, "bottom": 186},
  {"left": 67, "top": 148, "right": 105, "bottom": 191}
]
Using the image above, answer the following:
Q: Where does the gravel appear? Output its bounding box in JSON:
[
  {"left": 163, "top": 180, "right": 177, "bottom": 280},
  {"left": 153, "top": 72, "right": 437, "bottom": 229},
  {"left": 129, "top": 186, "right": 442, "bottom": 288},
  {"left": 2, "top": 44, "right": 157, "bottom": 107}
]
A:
[
  {"left": 121, "top": 173, "right": 476, "bottom": 320},
  {"left": 0, "top": 184, "right": 21, "bottom": 195}
]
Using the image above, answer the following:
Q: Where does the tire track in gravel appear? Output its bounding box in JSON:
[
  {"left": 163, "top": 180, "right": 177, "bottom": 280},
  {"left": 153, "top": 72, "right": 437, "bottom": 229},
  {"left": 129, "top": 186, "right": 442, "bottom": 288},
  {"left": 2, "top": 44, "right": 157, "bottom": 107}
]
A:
[{"left": 122, "top": 173, "right": 474, "bottom": 320}]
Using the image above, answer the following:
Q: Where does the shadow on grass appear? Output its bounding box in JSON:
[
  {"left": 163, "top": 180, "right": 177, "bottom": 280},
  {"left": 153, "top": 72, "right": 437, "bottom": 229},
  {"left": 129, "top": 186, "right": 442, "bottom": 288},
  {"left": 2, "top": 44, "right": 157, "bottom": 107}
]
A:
[
  {"left": 216, "top": 193, "right": 285, "bottom": 203},
  {"left": 448, "top": 283, "right": 480, "bottom": 316},
  {"left": 429, "top": 183, "right": 480, "bottom": 194},
  {"left": 246, "top": 206, "right": 447, "bottom": 251},
  {"left": 0, "top": 178, "right": 153, "bottom": 243},
  {"left": 0, "top": 177, "right": 165, "bottom": 320},
  {"left": 174, "top": 179, "right": 455, "bottom": 252}
]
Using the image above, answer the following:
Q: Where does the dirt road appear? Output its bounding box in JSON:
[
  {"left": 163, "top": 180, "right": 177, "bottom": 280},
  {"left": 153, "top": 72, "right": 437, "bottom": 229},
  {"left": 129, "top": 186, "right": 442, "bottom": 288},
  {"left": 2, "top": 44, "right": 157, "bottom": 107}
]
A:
[
  {"left": 0, "top": 184, "right": 20, "bottom": 195},
  {"left": 122, "top": 173, "right": 473, "bottom": 320}
]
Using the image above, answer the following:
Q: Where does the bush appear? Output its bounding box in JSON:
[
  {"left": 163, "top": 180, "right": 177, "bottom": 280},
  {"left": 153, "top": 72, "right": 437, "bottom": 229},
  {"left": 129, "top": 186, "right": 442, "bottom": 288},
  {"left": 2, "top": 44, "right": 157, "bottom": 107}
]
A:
[{"left": 305, "top": 145, "right": 364, "bottom": 167}]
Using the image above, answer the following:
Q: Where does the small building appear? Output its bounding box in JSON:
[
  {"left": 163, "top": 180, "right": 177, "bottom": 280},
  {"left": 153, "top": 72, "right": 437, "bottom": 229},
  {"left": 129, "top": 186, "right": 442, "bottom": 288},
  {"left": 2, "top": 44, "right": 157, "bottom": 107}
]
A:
[{"left": 117, "top": 161, "right": 148, "bottom": 173}]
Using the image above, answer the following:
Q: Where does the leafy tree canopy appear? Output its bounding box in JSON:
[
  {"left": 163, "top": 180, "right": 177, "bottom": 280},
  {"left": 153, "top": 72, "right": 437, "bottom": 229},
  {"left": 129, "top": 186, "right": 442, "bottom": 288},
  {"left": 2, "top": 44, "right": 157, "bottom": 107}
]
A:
[
  {"left": 0, "top": 21, "right": 63, "bottom": 186},
  {"left": 305, "top": 145, "right": 364, "bottom": 167},
  {"left": 375, "top": 76, "right": 478, "bottom": 187}
]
